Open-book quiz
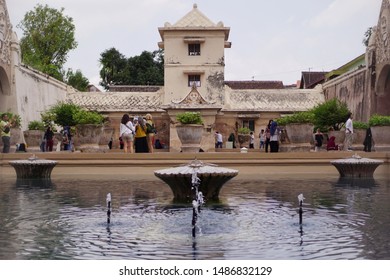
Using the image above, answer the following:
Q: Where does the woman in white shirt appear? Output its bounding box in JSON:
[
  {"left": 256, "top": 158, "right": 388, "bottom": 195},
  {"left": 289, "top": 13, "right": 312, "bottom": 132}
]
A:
[{"left": 119, "top": 114, "right": 135, "bottom": 153}]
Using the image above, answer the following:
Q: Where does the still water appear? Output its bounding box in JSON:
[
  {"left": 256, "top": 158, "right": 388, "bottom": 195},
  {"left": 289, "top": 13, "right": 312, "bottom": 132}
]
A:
[{"left": 0, "top": 172, "right": 389, "bottom": 260}]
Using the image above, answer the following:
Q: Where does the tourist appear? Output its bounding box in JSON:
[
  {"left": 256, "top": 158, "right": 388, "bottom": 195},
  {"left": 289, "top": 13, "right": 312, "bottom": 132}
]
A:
[
  {"left": 61, "top": 130, "right": 69, "bottom": 151},
  {"left": 363, "top": 127, "right": 372, "bottom": 152},
  {"left": 134, "top": 117, "right": 149, "bottom": 153},
  {"left": 259, "top": 129, "right": 265, "bottom": 150},
  {"left": 270, "top": 120, "right": 279, "bottom": 153},
  {"left": 0, "top": 113, "right": 12, "bottom": 153},
  {"left": 119, "top": 114, "right": 135, "bottom": 153},
  {"left": 44, "top": 127, "right": 54, "bottom": 152},
  {"left": 228, "top": 132, "right": 236, "bottom": 148},
  {"left": 326, "top": 136, "right": 338, "bottom": 151},
  {"left": 265, "top": 120, "right": 272, "bottom": 153},
  {"left": 344, "top": 112, "right": 353, "bottom": 151},
  {"left": 249, "top": 131, "right": 254, "bottom": 149},
  {"left": 314, "top": 128, "right": 324, "bottom": 152},
  {"left": 215, "top": 131, "right": 223, "bottom": 148},
  {"left": 145, "top": 113, "right": 156, "bottom": 153}
]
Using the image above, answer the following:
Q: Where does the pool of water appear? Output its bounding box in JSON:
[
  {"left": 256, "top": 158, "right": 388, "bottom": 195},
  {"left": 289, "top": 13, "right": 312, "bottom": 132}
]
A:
[{"left": 0, "top": 172, "right": 389, "bottom": 260}]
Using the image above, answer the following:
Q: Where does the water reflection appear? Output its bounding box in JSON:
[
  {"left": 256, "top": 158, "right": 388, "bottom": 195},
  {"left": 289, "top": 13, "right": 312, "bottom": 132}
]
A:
[{"left": 0, "top": 174, "right": 389, "bottom": 260}]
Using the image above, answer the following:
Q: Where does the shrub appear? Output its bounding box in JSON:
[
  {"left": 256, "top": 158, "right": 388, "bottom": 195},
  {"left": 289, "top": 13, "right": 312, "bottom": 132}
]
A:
[
  {"left": 277, "top": 111, "right": 314, "bottom": 126},
  {"left": 368, "top": 115, "right": 390, "bottom": 126},
  {"left": 311, "top": 98, "right": 350, "bottom": 131},
  {"left": 176, "top": 112, "right": 203, "bottom": 125},
  {"left": 27, "top": 120, "right": 45, "bottom": 130},
  {"left": 238, "top": 127, "right": 251, "bottom": 134},
  {"left": 74, "top": 110, "right": 105, "bottom": 125},
  {"left": 46, "top": 102, "right": 104, "bottom": 126},
  {"left": 353, "top": 121, "right": 369, "bottom": 130}
]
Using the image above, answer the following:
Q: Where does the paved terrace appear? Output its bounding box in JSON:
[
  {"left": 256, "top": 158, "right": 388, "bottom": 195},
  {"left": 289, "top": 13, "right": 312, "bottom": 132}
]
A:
[{"left": 1, "top": 151, "right": 389, "bottom": 179}]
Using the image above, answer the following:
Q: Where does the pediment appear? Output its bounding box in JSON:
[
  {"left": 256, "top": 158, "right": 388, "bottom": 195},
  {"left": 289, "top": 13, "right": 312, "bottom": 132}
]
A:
[{"left": 172, "top": 85, "right": 215, "bottom": 106}]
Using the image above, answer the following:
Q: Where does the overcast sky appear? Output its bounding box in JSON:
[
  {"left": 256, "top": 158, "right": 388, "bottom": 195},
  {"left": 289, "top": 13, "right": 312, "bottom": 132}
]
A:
[{"left": 6, "top": 0, "right": 382, "bottom": 87}]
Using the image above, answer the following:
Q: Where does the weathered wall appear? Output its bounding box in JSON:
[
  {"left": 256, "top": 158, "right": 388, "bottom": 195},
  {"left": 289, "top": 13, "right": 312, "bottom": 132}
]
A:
[{"left": 322, "top": 68, "right": 368, "bottom": 122}]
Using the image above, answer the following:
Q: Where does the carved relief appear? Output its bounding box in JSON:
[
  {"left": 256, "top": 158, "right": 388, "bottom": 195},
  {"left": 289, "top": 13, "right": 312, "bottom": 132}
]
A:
[
  {"left": 0, "top": 0, "right": 12, "bottom": 65},
  {"left": 377, "top": 1, "right": 390, "bottom": 64},
  {"left": 172, "top": 84, "right": 214, "bottom": 105}
]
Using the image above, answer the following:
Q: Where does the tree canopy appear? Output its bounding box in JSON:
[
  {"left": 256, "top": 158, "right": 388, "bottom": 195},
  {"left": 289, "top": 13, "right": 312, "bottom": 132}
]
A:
[
  {"left": 66, "top": 69, "right": 89, "bottom": 91},
  {"left": 17, "top": 4, "right": 78, "bottom": 81},
  {"left": 99, "top": 48, "right": 164, "bottom": 89}
]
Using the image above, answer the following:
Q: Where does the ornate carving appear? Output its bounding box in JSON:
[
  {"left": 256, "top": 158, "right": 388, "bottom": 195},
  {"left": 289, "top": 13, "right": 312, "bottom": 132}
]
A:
[
  {"left": 0, "top": 0, "right": 12, "bottom": 65},
  {"left": 172, "top": 84, "right": 215, "bottom": 105},
  {"left": 376, "top": 1, "right": 390, "bottom": 64}
]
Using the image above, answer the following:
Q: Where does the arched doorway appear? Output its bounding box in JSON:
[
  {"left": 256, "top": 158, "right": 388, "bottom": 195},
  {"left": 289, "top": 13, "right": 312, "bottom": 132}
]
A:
[{"left": 375, "top": 64, "right": 390, "bottom": 115}]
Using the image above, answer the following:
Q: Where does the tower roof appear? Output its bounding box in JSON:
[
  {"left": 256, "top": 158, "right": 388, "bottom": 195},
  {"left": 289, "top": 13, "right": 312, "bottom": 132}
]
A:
[
  {"left": 158, "top": 4, "right": 230, "bottom": 43},
  {"left": 173, "top": 3, "right": 218, "bottom": 28}
]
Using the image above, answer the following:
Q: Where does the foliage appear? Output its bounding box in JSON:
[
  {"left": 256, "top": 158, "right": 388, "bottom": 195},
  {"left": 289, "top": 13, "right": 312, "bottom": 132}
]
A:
[
  {"left": 73, "top": 110, "right": 105, "bottom": 125},
  {"left": 0, "top": 112, "right": 21, "bottom": 128},
  {"left": 176, "top": 112, "right": 203, "bottom": 125},
  {"left": 238, "top": 127, "right": 251, "bottom": 134},
  {"left": 277, "top": 111, "right": 314, "bottom": 126},
  {"left": 27, "top": 120, "right": 45, "bottom": 130},
  {"left": 17, "top": 4, "right": 77, "bottom": 81},
  {"left": 353, "top": 121, "right": 369, "bottom": 130},
  {"left": 66, "top": 69, "right": 89, "bottom": 91},
  {"left": 99, "top": 48, "right": 164, "bottom": 89},
  {"left": 47, "top": 102, "right": 104, "bottom": 127},
  {"left": 368, "top": 115, "right": 390, "bottom": 126},
  {"left": 311, "top": 98, "right": 350, "bottom": 131}
]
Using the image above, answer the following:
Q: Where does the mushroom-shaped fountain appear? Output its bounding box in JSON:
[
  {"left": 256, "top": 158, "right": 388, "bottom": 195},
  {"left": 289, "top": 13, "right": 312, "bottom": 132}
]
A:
[
  {"left": 154, "top": 159, "right": 238, "bottom": 201},
  {"left": 9, "top": 154, "right": 58, "bottom": 179},
  {"left": 330, "top": 154, "right": 383, "bottom": 178}
]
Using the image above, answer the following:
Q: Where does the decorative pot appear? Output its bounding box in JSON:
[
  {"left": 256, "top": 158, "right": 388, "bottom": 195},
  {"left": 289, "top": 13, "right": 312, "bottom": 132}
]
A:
[
  {"left": 371, "top": 126, "right": 390, "bottom": 151},
  {"left": 237, "top": 134, "right": 251, "bottom": 148},
  {"left": 73, "top": 124, "right": 104, "bottom": 152},
  {"left": 176, "top": 124, "right": 203, "bottom": 153},
  {"left": 99, "top": 127, "right": 114, "bottom": 151},
  {"left": 285, "top": 123, "right": 314, "bottom": 143}
]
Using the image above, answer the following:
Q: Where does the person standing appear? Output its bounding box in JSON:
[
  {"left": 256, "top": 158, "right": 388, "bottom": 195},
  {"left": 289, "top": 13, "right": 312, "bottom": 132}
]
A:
[
  {"left": 249, "top": 131, "right": 254, "bottom": 149},
  {"left": 44, "top": 127, "right": 54, "bottom": 152},
  {"left": 215, "top": 131, "right": 223, "bottom": 148},
  {"left": 269, "top": 120, "right": 279, "bottom": 153},
  {"left": 363, "top": 127, "right": 372, "bottom": 152},
  {"left": 344, "top": 112, "right": 353, "bottom": 151},
  {"left": 134, "top": 117, "right": 149, "bottom": 153},
  {"left": 314, "top": 128, "right": 324, "bottom": 152},
  {"left": 0, "top": 113, "right": 12, "bottom": 153},
  {"left": 259, "top": 129, "right": 265, "bottom": 150},
  {"left": 145, "top": 114, "right": 155, "bottom": 153},
  {"left": 119, "top": 114, "right": 135, "bottom": 153}
]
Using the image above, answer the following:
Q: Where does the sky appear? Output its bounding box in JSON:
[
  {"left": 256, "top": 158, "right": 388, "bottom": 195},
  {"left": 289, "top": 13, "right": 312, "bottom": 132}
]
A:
[{"left": 6, "top": 0, "right": 383, "bottom": 88}]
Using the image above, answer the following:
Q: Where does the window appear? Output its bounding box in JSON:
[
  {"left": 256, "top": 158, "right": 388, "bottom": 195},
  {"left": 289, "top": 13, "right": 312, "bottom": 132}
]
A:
[
  {"left": 188, "top": 75, "right": 201, "bottom": 87},
  {"left": 242, "top": 120, "right": 255, "bottom": 132},
  {"left": 188, "top": 44, "right": 201, "bottom": 56}
]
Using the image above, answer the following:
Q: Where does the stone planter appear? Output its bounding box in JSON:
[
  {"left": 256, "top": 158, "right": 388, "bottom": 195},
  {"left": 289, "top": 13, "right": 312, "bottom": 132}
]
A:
[
  {"left": 284, "top": 123, "right": 314, "bottom": 152},
  {"left": 23, "top": 130, "right": 44, "bottom": 152},
  {"left": 73, "top": 124, "right": 104, "bottom": 152},
  {"left": 237, "top": 134, "right": 251, "bottom": 148},
  {"left": 371, "top": 126, "right": 390, "bottom": 151},
  {"left": 176, "top": 124, "right": 203, "bottom": 153},
  {"left": 9, "top": 128, "right": 23, "bottom": 153},
  {"left": 99, "top": 127, "right": 114, "bottom": 152},
  {"left": 352, "top": 128, "right": 366, "bottom": 151}
]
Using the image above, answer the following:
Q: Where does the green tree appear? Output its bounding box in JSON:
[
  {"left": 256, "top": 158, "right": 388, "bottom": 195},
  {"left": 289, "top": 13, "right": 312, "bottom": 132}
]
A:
[
  {"left": 17, "top": 4, "right": 78, "bottom": 81},
  {"left": 311, "top": 98, "right": 350, "bottom": 131},
  {"left": 66, "top": 69, "right": 89, "bottom": 91},
  {"left": 99, "top": 48, "right": 164, "bottom": 89}
]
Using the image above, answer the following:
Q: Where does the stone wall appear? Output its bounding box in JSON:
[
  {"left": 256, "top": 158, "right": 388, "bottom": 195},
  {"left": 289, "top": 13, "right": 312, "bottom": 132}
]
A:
[{"left": 322, "top": 68, "right": 369, "bottom": 122}]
